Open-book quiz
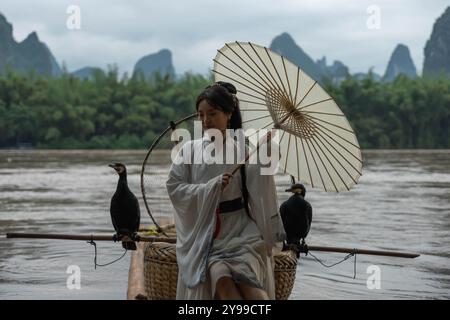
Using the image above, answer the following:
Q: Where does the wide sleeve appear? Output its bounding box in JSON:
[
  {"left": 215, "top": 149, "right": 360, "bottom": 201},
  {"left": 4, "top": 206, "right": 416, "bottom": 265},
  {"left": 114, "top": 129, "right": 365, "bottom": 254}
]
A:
[
  {"left": 165, "top": 141, "right": 223, "bottom": 287},
  {"left": 246, "top": 164, "right": 286, "bottom": 252}
]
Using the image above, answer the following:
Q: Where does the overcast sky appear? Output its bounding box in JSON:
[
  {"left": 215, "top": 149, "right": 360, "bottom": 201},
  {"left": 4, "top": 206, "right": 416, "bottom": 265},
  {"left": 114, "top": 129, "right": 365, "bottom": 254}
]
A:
[{"left": 1, "top": 0, "right": 448, "bottom": 76}]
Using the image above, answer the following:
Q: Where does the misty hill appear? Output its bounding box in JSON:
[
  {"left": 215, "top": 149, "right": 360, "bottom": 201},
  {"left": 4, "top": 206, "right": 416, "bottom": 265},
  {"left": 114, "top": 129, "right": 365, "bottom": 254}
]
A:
[
  {"left": 354, "top": 71, "right": 382, "bottom": 81},
  {"left": 71, "top": 66, "right": 103, "bottom": 80},
  {"left": 317, "top": 57, "right": 350, "bottom": 84},
  {"left": 423, "top": 6, "right": 450, "bottom": 77},
  {"left": 0, "top": 13, "right": 61, "bottom": 76},
  {"left": 270, "top": 32, "right": 353, "bottom": 84},
  {"left": 132, "top": 49, "right": 175, "bottom": 79},
  {"left": 270, "top": 32, "right": 323, "bottom": 81},
  {"left": 383, "top": 44, "right": 417, "bottom": 82}
]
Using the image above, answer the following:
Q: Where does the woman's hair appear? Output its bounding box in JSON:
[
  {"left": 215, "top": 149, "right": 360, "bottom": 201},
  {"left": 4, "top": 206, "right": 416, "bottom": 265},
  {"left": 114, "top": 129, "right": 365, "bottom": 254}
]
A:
[{"left": 195, "top": 81, "right": 242, "bottom": 129}]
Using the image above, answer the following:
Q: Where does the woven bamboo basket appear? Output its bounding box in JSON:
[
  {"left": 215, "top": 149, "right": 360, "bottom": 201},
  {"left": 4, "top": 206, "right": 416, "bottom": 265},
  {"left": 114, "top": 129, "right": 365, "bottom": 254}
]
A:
[{"left": 143, "top": 241, "right": 298, "bottom": 300}]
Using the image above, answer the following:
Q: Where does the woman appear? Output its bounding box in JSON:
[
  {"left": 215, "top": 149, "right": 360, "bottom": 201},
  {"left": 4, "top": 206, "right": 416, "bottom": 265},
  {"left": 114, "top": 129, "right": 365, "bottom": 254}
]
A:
[{"left": 166, "top": 81, "right": 285, "bottom": 300}]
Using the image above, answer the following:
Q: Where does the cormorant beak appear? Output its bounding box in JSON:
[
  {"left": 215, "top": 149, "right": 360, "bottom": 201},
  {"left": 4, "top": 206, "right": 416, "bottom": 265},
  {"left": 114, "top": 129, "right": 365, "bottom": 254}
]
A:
[{"left": 108, "top": 164, "right": 117, "bottom": 171}]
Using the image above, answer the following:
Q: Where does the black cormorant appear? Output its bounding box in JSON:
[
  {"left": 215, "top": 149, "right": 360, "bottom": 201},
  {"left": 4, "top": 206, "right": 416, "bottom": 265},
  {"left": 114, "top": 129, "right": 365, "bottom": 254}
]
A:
[
  {"left": 109, "top": 163, "right": 140, "bottom": 250},
  {"left": 280, "top": 183, "right": 313, "bottom": 247}
]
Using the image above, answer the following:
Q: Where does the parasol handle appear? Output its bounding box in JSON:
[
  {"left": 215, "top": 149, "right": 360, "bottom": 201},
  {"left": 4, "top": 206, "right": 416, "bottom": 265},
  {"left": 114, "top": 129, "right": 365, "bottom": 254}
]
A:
[{"left": 230, "top": 131, "right": 273, "bottom": 175}]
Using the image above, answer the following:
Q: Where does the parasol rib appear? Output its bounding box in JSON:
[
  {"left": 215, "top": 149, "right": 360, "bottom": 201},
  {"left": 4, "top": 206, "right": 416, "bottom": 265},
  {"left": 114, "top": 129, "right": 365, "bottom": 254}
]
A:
[
  {"left": 264, "top": 47, "right": 290, "bottom": 102},
  {"left": 238, "top": 90, "right": 267, "bottom": 103},
  {"left": 314, "top": 127, "right": 363, "bottom": 176},
  {"left": 242, "top": 114, "right": 272, "bottom": 124},
  {"left": 313, "top": 129, "right": 362, "bottom": 179},
  {"left": 279, "top": 129, "right": 287, "bottom": 147},
  {"left": 291, "top": 119, "right": 315, "bottom": 185},
  {"left": 227, "top": 43, "right": 276, "bottom": 91},
  {"left": 305, "top": 123, "right": 351, "bottom": 191},
  {"left": 300, "top": 113, "right": 355, "bottom": 134},
  {"left": 295, "top": 136, "right": 300, "bottom": 182},
  {"left": 310, "top": 120, "right": 363, "bottom": 169},
  {"left": 302, "top": 126, "right": 328, "bottom": 191},
  {"left": 241, "top": 108, "right": 269, "bottom": 111},
  {"left": 295, "top": 81, "right": 317, "bottom": 109},
  {"left": 216, "top": 50, "right": 272, "bottom": 91},
  {"left": 247, "top": 121, "right": 275, "bottom": 139},
  {"left": 212, "top": 69, "right": 266, "bottom": 98},
  {"left": 281, "top": 56, "right": 294, "bottom": 102},
  {"left": 297, "top": 97, "right": 334, "bottom": 111},
  {"left": 304, "top": 126, "right": 339, "bottom": 192},
  {"left": 301, "top": 111, "right": 345, "bottom": 117},
  {"left": 278, "top": 83, "right": 320, "bottom": 126},
  {"left": 298, "top": 131, "right": 314, "bottom": 187},
  {"left": 247, "top": 43, "right": 287, "bottom": 96},
  {"left": 214, "top": 57, "right": 268, "bottom": 94},
  {"left": 238, "top": 42, "right": 284, "bottom": 91},
  {"left": 297, "top": 123, "right": 338, "bottom": 192},
  {"left": 301, "top": 113, "right": 362, "bottom": 157},
  {"left": 315, "top": 131, "right": 359, "bottom": 187},
  {"left": 239, "top": 100, "right": 267, "bottom": 107},
  {"left": 284, "top": 133, "right": 292, "bottom": 174},
  {"left": 268, "top": 91, "right": 286, "bottom": 120},
  {"left": 294, "top": 67, "right": 300, "bottom": 103}
]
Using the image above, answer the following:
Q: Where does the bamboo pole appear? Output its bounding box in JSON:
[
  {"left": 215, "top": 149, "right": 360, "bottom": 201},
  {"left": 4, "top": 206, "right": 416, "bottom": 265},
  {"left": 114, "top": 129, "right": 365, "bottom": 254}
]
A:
[
  {"left": 5, "top": 233, "right": 419, "bottom": 258},
  {"left": 5, "top": 233, "right": 176, "bottom": 243},
  {"left": 296, "top": 244, "right": 419, "bottom": 259}
]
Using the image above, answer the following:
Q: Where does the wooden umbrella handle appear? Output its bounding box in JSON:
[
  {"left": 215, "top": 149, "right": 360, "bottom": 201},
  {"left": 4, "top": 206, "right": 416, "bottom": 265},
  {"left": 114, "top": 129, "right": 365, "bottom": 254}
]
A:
[{"left": 230, "top": 131, "right": 273, "bottom": 175}]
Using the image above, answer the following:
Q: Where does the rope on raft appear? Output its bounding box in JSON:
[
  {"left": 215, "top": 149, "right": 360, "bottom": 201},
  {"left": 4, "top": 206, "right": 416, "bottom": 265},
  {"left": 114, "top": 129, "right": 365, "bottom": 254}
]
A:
[
  {"left": 87, "top": 237, "right": 128, "bottom": 269},
  {"left": 285, "top": 242, "right": 358, "bottom": 279}
]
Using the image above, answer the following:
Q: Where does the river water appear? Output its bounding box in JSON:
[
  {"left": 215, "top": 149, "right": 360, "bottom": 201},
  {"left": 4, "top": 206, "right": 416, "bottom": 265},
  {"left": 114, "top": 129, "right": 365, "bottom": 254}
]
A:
[{"left": 0, "top": 150, "right": 449, "bottom": 300}]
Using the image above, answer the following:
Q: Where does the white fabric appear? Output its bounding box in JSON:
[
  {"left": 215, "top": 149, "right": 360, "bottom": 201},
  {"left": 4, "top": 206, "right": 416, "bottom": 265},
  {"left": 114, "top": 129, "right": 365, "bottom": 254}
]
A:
[
  {"left": 166, "top": 136, "right": 285, "bottom": 299},
  {"left": 213, "top": 42, "right": 363, "bottom": 192}
]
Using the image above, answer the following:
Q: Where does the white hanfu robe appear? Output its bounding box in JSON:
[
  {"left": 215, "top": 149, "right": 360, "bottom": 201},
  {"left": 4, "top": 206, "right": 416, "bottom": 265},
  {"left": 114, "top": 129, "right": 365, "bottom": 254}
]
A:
[{"left": 166, "top": 135, "right": 285, "bottom": 300}]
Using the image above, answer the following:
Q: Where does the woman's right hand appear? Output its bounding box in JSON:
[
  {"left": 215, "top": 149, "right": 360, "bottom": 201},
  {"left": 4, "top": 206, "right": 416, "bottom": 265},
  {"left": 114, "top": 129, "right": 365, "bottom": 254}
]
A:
[{"left": 221, "top": 172, "right": 233, "bottom": 190}]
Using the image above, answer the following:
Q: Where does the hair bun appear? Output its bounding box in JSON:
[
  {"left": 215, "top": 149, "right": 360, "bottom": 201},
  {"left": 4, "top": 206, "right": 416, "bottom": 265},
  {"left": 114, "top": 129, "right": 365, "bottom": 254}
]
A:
[{"left": 216, "top": 81, "right": 237, "bottom": 95}]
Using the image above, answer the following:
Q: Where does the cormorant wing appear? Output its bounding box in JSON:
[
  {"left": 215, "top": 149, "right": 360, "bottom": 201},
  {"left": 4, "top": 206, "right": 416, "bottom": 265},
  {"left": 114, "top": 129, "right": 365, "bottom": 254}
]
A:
[
  {"left": 131, "top": 194, "right": 141, "bottom": 233},
  {"left": 110, "top": 194, "right": 119, "bottom": 232}
]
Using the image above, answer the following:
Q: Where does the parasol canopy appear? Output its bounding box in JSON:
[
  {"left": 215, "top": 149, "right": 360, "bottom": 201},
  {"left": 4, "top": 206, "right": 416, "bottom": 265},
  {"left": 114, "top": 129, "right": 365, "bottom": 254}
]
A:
[{"left": 213, "top": 41, "right": 363, "bottom": 192}]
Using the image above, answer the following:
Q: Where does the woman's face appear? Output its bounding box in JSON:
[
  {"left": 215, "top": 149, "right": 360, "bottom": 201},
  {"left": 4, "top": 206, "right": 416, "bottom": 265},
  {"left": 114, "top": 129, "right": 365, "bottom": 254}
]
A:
[{"left": 197, "top": 100, "right": 231, "bottom": 132}]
